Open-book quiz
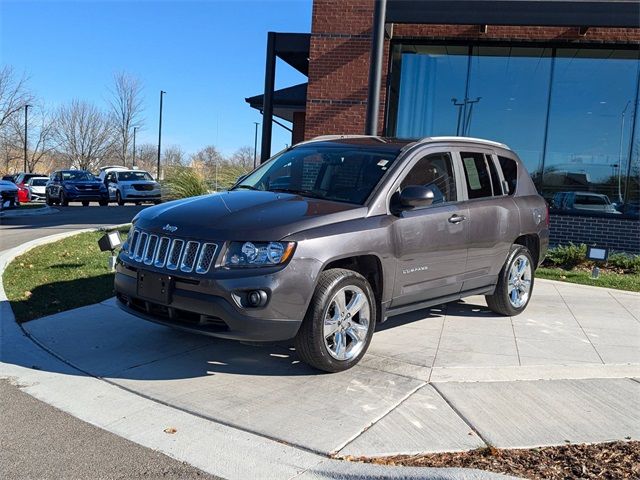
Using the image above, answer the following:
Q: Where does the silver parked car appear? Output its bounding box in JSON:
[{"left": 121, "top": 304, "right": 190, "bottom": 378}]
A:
[
  {"left": 115, "top": 136, "right": 549, "bottom": 372},
  {"left": 104, "top": 170, "right": 162, "bottom": 205}
]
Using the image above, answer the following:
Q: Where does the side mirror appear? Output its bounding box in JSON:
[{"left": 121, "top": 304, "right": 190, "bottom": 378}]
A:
[{"left": 399, "top": 185, "right": 434, "bottom": 209}]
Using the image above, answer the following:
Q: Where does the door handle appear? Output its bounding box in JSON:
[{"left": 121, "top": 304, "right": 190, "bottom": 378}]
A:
[{"left": 448, "top": 214, "right": 466, "bottom": 224}]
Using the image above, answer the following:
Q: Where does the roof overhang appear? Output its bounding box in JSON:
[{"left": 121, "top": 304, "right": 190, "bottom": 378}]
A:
[
  {"left": 386, "top": 0, "right": 640, "bottom": 28},
  {"left": 273, "top": 32, "right": 310, "bottom": 76},
  {"left": 246, "top": 82, "right": 307, "bottom": 123}
]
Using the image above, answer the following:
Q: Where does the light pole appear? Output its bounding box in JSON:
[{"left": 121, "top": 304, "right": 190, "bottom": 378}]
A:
[
  {"left": 132, "top": 126, "right": 139, "bottom": 168},
  {"left": 617, "top": 101, "right": 631, "bottom": 204},
  {"left": 253, "top": 122, "right": 260, "bottom": 169},
  {"left": 23, "top": 104, "right": 31, "bottom": 172},
  {"left": 157, "top": 90, "right": 166, "bottom": 179}
]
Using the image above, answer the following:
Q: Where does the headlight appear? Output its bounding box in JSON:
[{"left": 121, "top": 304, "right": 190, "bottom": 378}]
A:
[{"left": 224, "top": 241, "right": 295, "bottom": 267}]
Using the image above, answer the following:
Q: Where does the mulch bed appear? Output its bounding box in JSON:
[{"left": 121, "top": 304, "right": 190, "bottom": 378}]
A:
[{"left": 345, "top": 441, "right": 639, "bottom": 479}]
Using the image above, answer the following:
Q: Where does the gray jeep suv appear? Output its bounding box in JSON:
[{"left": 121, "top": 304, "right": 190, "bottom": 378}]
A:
[{"left": 115, "top": 136, "right": 549, "bottom": 372}]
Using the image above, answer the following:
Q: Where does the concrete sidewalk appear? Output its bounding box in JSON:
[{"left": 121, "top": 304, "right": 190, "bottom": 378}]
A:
[{"left": 13, "top": 281, "right": 640, "bottom": 458}]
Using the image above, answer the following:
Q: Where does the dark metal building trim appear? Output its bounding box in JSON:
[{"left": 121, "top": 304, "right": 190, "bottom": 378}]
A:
[
  {"left": 259, "top": 32, "right": 311, "bottom": 163},
  {"left": 386, "top": 1, "right": 640, "bottom": 28},
  {"left": 366, "top": 0, "right": 388, "bottom": 135}
]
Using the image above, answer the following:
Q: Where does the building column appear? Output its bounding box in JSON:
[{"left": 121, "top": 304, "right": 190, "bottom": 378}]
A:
[
  {"left": 365, "top": 0, "right": 387, "bottom": 136},
  {"left": 261, "top": 32, "right": 276, "bottom": 163}
]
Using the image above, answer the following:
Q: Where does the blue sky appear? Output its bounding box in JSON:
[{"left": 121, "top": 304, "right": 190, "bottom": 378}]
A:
[{"left": 1, "top": 0, "right": 312, "bottom": 156}]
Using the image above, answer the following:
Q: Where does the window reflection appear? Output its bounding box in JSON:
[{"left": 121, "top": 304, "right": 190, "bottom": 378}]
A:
[
  {"left": 467, "top": 47, "right": 552, "bottom": 183},
  {"left": 544, "top": 49, "right": 639, "bottom": 207},
  {"left": 390, "top": 43, "right": 640, "bottom": 217}
]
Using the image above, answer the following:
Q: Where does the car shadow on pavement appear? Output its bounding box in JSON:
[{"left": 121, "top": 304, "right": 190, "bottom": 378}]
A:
[{"left": 5, "top": 295, "right": 494, "bottom": 381}]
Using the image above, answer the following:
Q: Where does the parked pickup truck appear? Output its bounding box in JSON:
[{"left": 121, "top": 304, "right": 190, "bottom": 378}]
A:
[{"left": 115, "top": 136, "right": 549, "bottom": 372}]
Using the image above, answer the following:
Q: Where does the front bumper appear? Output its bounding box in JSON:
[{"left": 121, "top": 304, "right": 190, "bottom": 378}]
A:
[
  {"left": 65, "top": 189, "right": 108, "bottom": 201},
  {"left": 114, "top": 256, "right": 321, "bottom": 342},
  {"left": 122, "top": 191, "right": 161, "bottom": 201}
]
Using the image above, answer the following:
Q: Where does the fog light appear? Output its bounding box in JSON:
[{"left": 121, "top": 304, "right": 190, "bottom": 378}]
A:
[{"left": 247, "top": 290, "right": 262, "bottom": 307}]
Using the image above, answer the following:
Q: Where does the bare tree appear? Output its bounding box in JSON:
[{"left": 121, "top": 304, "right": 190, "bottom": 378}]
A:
[
  {"left": 8, "top": 104, "right": 56, "bottom": 172},
  {"left": 230, "top": 146, "right": 255, "bottom": 170},
  {"left": 54, "top": 99, "right": 113, "bottom": 171},
  {"left": 0, "top": 66, "right": 32, "bottom": 131},
  {"left": 109, "top": 72, "right": 144, "bottom": 167},
  {"left": 190, "top": 145, "right": 225, "bottom": 178},
  {"left": 134, "top": 143, "right": 158, "bottom": 173},
  {"left": 163, "top": 145, "right": 186, "bottom": 167}
]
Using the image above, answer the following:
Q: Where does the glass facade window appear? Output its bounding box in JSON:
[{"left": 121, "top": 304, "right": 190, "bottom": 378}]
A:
[{"left": 389, "top": 43, "right": 640, "bottom": 218}]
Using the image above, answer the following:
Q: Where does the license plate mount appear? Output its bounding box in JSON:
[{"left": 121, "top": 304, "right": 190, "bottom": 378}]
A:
[{"left": 137, "top": 270, "right": 173, "bottom": 304}]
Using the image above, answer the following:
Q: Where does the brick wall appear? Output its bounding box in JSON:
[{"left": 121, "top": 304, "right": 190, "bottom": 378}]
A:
[
  {"left": 305, "top": 0, "right": 640, "bottom": 139},
  {"left": 549, "top": 214, "right": 640, "bottom": 253}
]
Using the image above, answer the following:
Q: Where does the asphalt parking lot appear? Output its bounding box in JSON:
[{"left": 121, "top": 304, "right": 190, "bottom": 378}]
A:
[{"left": 0, "top": 204, "right": 146, "bottom": 251}]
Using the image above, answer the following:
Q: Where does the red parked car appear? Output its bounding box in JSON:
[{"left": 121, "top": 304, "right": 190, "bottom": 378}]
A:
[{"left": 13, "top": 172, "right": 46, "bottom": 203}]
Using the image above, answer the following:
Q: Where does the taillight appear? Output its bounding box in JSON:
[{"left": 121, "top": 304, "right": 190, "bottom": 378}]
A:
[{"left": 545, "top": 203, "right": 550, "bottom": 227}]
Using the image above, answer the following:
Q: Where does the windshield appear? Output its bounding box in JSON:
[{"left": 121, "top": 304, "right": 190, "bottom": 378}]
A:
[
  {"left": 234, "top": 145, "right": 399, "bottom": 204},
  {"left": 62, "top": 171, "right": 95, "bottom": 181},
  {"left": 31, "top": 178, "right": 48, "bottom": 186},
  {"left": 117, "top": 171, "right": 154, "bottom": 181}
]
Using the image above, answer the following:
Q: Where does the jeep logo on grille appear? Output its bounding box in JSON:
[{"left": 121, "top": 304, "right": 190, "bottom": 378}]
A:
[{"left": 162, "top": 224, "right": 178, "bottom": 233}]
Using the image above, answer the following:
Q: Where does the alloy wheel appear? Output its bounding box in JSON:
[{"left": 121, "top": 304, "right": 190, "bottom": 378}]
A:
[
  {"left": 323, "top": 285, "right": 370, "bottom": 361},
  {"left": 508, "top": 254, "right": 532, "bottom": 308}
]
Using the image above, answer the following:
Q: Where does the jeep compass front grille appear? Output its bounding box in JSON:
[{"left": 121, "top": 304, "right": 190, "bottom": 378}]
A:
[{"left": 126, "top": 228, "right": 218, "bottom": 274}]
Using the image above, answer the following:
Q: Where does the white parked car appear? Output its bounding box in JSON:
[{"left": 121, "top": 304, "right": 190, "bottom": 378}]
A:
[
  {"left": 26, "top": 176, "right": 50, "bottom": 202},
  {"left": 105, "top": 170, "right": 162, "bottom": 205},
  {"left": 0, "top": 180, "right": 19, "bottom": 210},
  {"left": 97, "top": 165, "right": 129, "bottom": 182}
]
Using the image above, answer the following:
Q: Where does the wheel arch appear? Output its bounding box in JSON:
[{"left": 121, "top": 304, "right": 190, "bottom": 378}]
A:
[
  {"left": 322, "top": 254, "right": 385, "bottom": 322},
  {"left": 513, "top": 234, "right": 540, "bottom": 268}
]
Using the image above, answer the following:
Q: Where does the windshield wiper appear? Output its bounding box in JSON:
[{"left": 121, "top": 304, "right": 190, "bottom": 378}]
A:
[
  {"left": 269, "top": 188, "right": 324, "bottom": 199},
  {"left": 233, "top": 184, "right": 260, "bottom": 191}
]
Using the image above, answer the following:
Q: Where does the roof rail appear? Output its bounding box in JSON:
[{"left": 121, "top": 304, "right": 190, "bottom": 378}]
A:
[
  {"left": 297, "top": 134, "right": 388, "bottom": 146},
  {"left": 416, "top": 136, "right": 510, "bottom": 149}
]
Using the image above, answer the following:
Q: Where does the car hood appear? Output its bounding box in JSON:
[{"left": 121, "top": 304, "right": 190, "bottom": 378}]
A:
[
  {"left": 63, "top": 180, "right": 103, "bottom": 187},
  {"left": 134, "top": 190, "right": 366, "bottom": 240},
  {"left": 0, "top": 180, "right": 18, "bottom": 192},
  {"left": 121, "top": 180, "right": 159, "bottom": 186}
]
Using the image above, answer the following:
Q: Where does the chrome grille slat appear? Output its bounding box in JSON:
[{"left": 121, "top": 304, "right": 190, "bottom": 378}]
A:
[
  {"left": 180, "top": 241, "right": 200, "bottom": 273},
  {"left": 128, "top": 230, "right": 140, "bottom": 258},
  {"left": 126, "top": 228, "right": 217, "bottom": 275},
  {"left": 154, "top": 237, "right": 170, "bottom": 268},
  {"left": 143, "top": 235, "right": 158, "bottom": 265},
  {"left": 134, "top": 232, "right": 148, "bottom": 261},
  {"left": 166, "top": 239, "right": 185, "bottom": 270},
  {"left": 196, "top": 243, "right": 217, "bottom": 274}
]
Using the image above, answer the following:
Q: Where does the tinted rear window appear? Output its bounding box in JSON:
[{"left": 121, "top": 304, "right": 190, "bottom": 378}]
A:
[{"left": 498, "top": 156, "right": 518, "bottom": 195}]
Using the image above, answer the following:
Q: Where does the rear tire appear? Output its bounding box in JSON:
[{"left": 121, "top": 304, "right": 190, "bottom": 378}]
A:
[
  {"left": 294, "top": 268, "right": 376, "bottom": 373},
  {"left": 485, "top": 245, "right": 535, "bottom": 316}
]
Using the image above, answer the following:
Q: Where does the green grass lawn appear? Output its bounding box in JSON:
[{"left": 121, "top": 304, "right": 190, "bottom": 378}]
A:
[
  {"left": 14, "top": 203, "right": 46, "bottom": 210},
  {"left": 537, "top": 267, "right": 640, "bottom": 292},
  {"left": 3, "top": 227, "right": 129, "bottom": 322}
]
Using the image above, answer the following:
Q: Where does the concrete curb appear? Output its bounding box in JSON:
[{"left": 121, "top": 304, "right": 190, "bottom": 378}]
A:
[
  {"left": 0, "top": 205, "right": 59, "bottom": 218},
  {"left": 0, "top": 230, "right": 513, "bottom": 480}
]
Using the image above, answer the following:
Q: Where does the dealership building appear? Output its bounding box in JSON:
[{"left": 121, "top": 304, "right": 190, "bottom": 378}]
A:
[{"left": 247, "top": 0, "right": 640, "bottom": 252}]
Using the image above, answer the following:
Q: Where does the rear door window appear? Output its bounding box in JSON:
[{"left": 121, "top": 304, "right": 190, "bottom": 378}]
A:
[
  {"left": 400, "top": 152, "right": 457, "bottom": 205},
  {"left": 461, "top": 152, "right": 496, "bottom": 199}
]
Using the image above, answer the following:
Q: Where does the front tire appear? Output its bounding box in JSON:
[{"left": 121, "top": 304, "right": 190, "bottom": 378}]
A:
[
  {"left": 45, "top": 193, "right": 53, "bottom": 206},
  {"left": 82, "top": 201, "right": 89, "bottom": 207},
  {"left": 485, "top": 245, "right": 534, "bottom": 316},
  {"left": 116, "top": 191, "right": 125, "bottom": 206},
  {"left": 60, "top": 191, "right": 69, "bottom": 206},
  {"left": 295, "top": 268, "right": 376, "bottom": 372}
]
